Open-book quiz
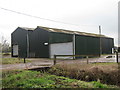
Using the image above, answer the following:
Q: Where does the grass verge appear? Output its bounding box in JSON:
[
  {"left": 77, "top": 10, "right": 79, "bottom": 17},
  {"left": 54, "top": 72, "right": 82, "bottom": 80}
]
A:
[
  {"left": 2, "top": 70, "right": 118, "bottom": 88},
  {"left": 48, "top": 62, "right": 119, "bottom": 86},
  {"left": 2, "top": 58, "right": 30, "bottom": 64}
]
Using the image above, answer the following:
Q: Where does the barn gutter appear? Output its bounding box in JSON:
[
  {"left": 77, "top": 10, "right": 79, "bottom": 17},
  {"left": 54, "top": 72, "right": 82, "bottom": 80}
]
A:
[
  {"left": 99, "top": 25, "right": 102, "bottom": 56},
  {"left": 27, "top": 30, "right": 29, "bottom": 58},
  {"left": 73, "top": 34, "right": 75, "bottom": 59}
]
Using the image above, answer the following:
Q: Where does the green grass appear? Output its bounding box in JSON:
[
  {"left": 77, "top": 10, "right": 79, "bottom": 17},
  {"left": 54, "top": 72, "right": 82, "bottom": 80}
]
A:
[
  {"left": 2, "top": 70, "right": 118, "bottom": 88},
  {"left": 2, "top": 53, "right": 11, "bottom": 55},
  {"left": 2, "top": 58, "right": 31, "bottom": 64}
]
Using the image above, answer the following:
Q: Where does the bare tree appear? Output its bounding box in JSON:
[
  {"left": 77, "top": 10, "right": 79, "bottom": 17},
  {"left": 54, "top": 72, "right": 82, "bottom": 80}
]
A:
[{"left": 1, "top": 36, "right": 11, "bottom": 53}]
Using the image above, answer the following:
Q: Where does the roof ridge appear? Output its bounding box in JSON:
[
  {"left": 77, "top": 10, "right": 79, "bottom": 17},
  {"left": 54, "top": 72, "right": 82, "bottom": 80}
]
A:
[
  {"left": 37, "top": 26, "right": 110, "bottom": 38},
  {"left": 19, "top": 27, "right": 34, "bottom": 30}
]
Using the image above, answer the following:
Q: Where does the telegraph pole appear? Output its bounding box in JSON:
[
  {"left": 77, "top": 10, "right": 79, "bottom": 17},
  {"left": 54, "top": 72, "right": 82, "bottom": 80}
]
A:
[
  {"left": 99, "top": 25, "right": 102, "bottom": 56},
  {"left": 99, "top": 26, "right": 101, "bottom": 35}
]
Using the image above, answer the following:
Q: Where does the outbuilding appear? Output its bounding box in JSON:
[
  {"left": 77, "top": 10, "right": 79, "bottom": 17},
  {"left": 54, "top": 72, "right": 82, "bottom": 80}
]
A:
[
  {"left": 11, "top": 26, "right": 114, "bottom": 58},
  {"left": 11, "top": 27, "right": 34, "bottom": 58}
]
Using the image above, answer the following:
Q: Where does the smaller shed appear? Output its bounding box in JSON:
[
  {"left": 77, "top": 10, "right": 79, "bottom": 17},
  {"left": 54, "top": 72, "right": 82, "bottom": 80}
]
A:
[{"left": 11, "top": 27, "right": 34, "bottom": 58}]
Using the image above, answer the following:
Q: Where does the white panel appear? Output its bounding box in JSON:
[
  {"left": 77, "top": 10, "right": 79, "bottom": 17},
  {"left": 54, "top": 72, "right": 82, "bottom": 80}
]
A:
[
  {"left": 13, "top": 45, "right": 18, "bottom": 56},
  {"left": 50, "top": 42, "right": 73, "bottom": 59}
]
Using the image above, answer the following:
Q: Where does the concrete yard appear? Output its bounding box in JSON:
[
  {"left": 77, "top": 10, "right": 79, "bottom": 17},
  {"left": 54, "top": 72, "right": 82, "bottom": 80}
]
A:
[{"left": 0, "top": 54, "right": 119, "bottom": 70}]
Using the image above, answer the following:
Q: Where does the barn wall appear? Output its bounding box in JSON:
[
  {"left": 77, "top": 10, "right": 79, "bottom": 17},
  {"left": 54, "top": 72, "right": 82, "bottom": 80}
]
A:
[
  {"left": 49, "top": 32, "right": 73, "bottom": 58},
  {"left": 101, "top": 37, "right": 114, "bottom": 54},
  {"left": 75, "top": 35, "right": 100, "bottom": 56},
  {"left": 11, "top": 27, "right": 27, "bottom": 58},
  {"left": 49, "top": 32, "right": 73, "bottom": 44},
  {"left": 27, "top": 30, "right": 34, "bottom": 57},
  {"left": 118, "top": 47, "right": 120, "bottom": 52},
  {"left": 30, "top": 27, "right": 49, "bottom": 58}
]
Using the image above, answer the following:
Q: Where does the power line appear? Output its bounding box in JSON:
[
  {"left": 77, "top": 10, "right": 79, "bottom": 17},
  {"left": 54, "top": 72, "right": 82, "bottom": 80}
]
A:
[
  {"left": 0, "top": 7, "right": 79, "bottom": 26},
  {"left": 0, "top": 7, "right": 98, "bottom": 27}
]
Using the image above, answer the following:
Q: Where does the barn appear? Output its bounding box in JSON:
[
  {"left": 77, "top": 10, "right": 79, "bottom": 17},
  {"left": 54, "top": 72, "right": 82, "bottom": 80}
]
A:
[
  {"left": 11, "top": 27, "right": 34, "bottom": 58},
  {"left": 11, "top": 26, "right": 114, "bottom": 58}
]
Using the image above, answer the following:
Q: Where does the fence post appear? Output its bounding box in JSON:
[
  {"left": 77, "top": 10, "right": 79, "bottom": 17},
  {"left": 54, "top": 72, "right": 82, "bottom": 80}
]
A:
[
  {"left": 86, "top": 56, "right": 89, "bottom": 64},
  {"left": 116, "top": 51, "right": 118, "bottom": 63},
  {"left": 54, "top": 55, "right": 56, "bottom": 65},
  {"left": 24, "top": 58, "right": 26, "bottom": 63}
]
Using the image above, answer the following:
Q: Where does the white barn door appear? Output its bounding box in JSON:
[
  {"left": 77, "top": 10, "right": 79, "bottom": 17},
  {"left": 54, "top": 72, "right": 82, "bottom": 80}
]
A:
[
  {"left": 13, "top": 45, "right": 18, "bottom": 56},
  {"left": 50, "top": 42, "right": 73, "bottom": 58}
]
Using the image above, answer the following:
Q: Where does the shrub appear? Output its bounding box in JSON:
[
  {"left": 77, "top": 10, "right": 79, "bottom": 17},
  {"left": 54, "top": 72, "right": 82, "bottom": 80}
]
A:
[
  {"left": 48, "top": 63, "right": 119, "bottom": 86},
  {"left": 2, "top": 70, "right": 118, "bottom": 88}
]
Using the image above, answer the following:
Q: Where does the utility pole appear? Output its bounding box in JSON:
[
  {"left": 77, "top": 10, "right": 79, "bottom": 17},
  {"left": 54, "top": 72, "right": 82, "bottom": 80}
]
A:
[
  {"left": 99, "top": 26, "right": 101, "bottom": 35},
  {"left": 99, "top": 25, "right": 102, "bottom": 56}
]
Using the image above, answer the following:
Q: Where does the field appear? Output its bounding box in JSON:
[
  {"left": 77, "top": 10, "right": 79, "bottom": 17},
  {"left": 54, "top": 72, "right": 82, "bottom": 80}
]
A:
[
  {"left": 1, "top": 56, "right": 120, "bottom": 88},
  {"left": 2, "top": 58, "right": 30, "bottom": 64},
  {"left": 2, "top": 70, "right": 118, "bottom": 88}
]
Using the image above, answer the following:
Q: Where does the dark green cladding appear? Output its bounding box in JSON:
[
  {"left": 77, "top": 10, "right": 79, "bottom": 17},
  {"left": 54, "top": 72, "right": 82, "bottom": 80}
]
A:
[
  {"left": 11, "top": 27, "right": 27, "bottom": 58},
  {"left": 75, "top": 35, "right": 100, "bottom": 55},
  {"left": 49, "top": 32, "right": 73, "bottom": 44},
  {"left": 29, "top": 27, "right": 49, "bottom": 58},
  {"left": 101, "top": 37, "right": 114, "bottom": 54},
  {"left": 12, "top": 26, "right": 114, "bottom": 58}
]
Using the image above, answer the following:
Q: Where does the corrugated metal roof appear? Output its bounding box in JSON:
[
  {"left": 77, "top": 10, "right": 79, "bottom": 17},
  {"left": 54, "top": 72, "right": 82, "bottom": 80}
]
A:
[
  {"left": 17, "top": 26, "right": 111, "bottom": 38},
  {"left": 19, "top": 27, "right": 34, "bottom": 31},
  {"left": 37, "top": 26, "right": 109, "bottom": 38}
]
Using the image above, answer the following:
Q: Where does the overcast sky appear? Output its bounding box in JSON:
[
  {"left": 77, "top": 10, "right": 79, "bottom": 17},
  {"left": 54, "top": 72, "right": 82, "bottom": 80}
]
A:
[{"left": 0, "top": 0, "right": 119, "bottom": 46}]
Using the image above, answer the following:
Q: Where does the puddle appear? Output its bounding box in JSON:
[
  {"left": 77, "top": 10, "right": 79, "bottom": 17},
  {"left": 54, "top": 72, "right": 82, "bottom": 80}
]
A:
[{"left": 106, "top": 56, "right": 115, "bottom": 58}]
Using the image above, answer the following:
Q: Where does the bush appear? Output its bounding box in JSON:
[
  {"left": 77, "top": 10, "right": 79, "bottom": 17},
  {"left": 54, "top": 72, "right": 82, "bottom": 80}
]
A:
[{"left": 48, "top": 63, "right": 119, "bottom": 86}]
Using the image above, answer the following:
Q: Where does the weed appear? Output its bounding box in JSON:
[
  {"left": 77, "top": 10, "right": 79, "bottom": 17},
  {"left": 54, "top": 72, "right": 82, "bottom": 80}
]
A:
[
  {"left": 48, "top": 63, "right": 119, "bottom": 86},
  {"left": 2, "top": 58, "right": 30, "bottom": 64},
  {"left": 2, "top": 70, "right": 118, "bottom": 88}
]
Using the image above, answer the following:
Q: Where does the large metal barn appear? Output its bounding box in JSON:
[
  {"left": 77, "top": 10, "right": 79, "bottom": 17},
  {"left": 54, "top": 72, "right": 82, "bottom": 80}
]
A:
[{"left": 11, "top": 26, "right": 114, "bottom": 58}]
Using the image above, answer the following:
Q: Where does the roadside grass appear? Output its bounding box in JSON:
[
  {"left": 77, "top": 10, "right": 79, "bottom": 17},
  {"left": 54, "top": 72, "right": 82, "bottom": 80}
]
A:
[
  {"left": 2, "top": 58, "right": 31, "bottom": 64},
  {"left": 2, "top": 53, "right": 11, "bottom": 55},
  {"left": 48, "top": 62, "right": 119, "bottom": 86},
  {"left": 2, "top": 70, "right": 118, "bottom": 88}
]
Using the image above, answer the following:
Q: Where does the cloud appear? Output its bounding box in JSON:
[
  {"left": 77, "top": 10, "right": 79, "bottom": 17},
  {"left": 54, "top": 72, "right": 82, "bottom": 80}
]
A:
[{"left": 0, "top": 0, "right": 119, "bottom": 46}]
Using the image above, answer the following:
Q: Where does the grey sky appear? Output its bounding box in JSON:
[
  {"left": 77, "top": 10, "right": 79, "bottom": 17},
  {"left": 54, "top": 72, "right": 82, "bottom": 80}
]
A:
[{"left": 0, "top": 0, "right": 119, "bottom": 46}]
